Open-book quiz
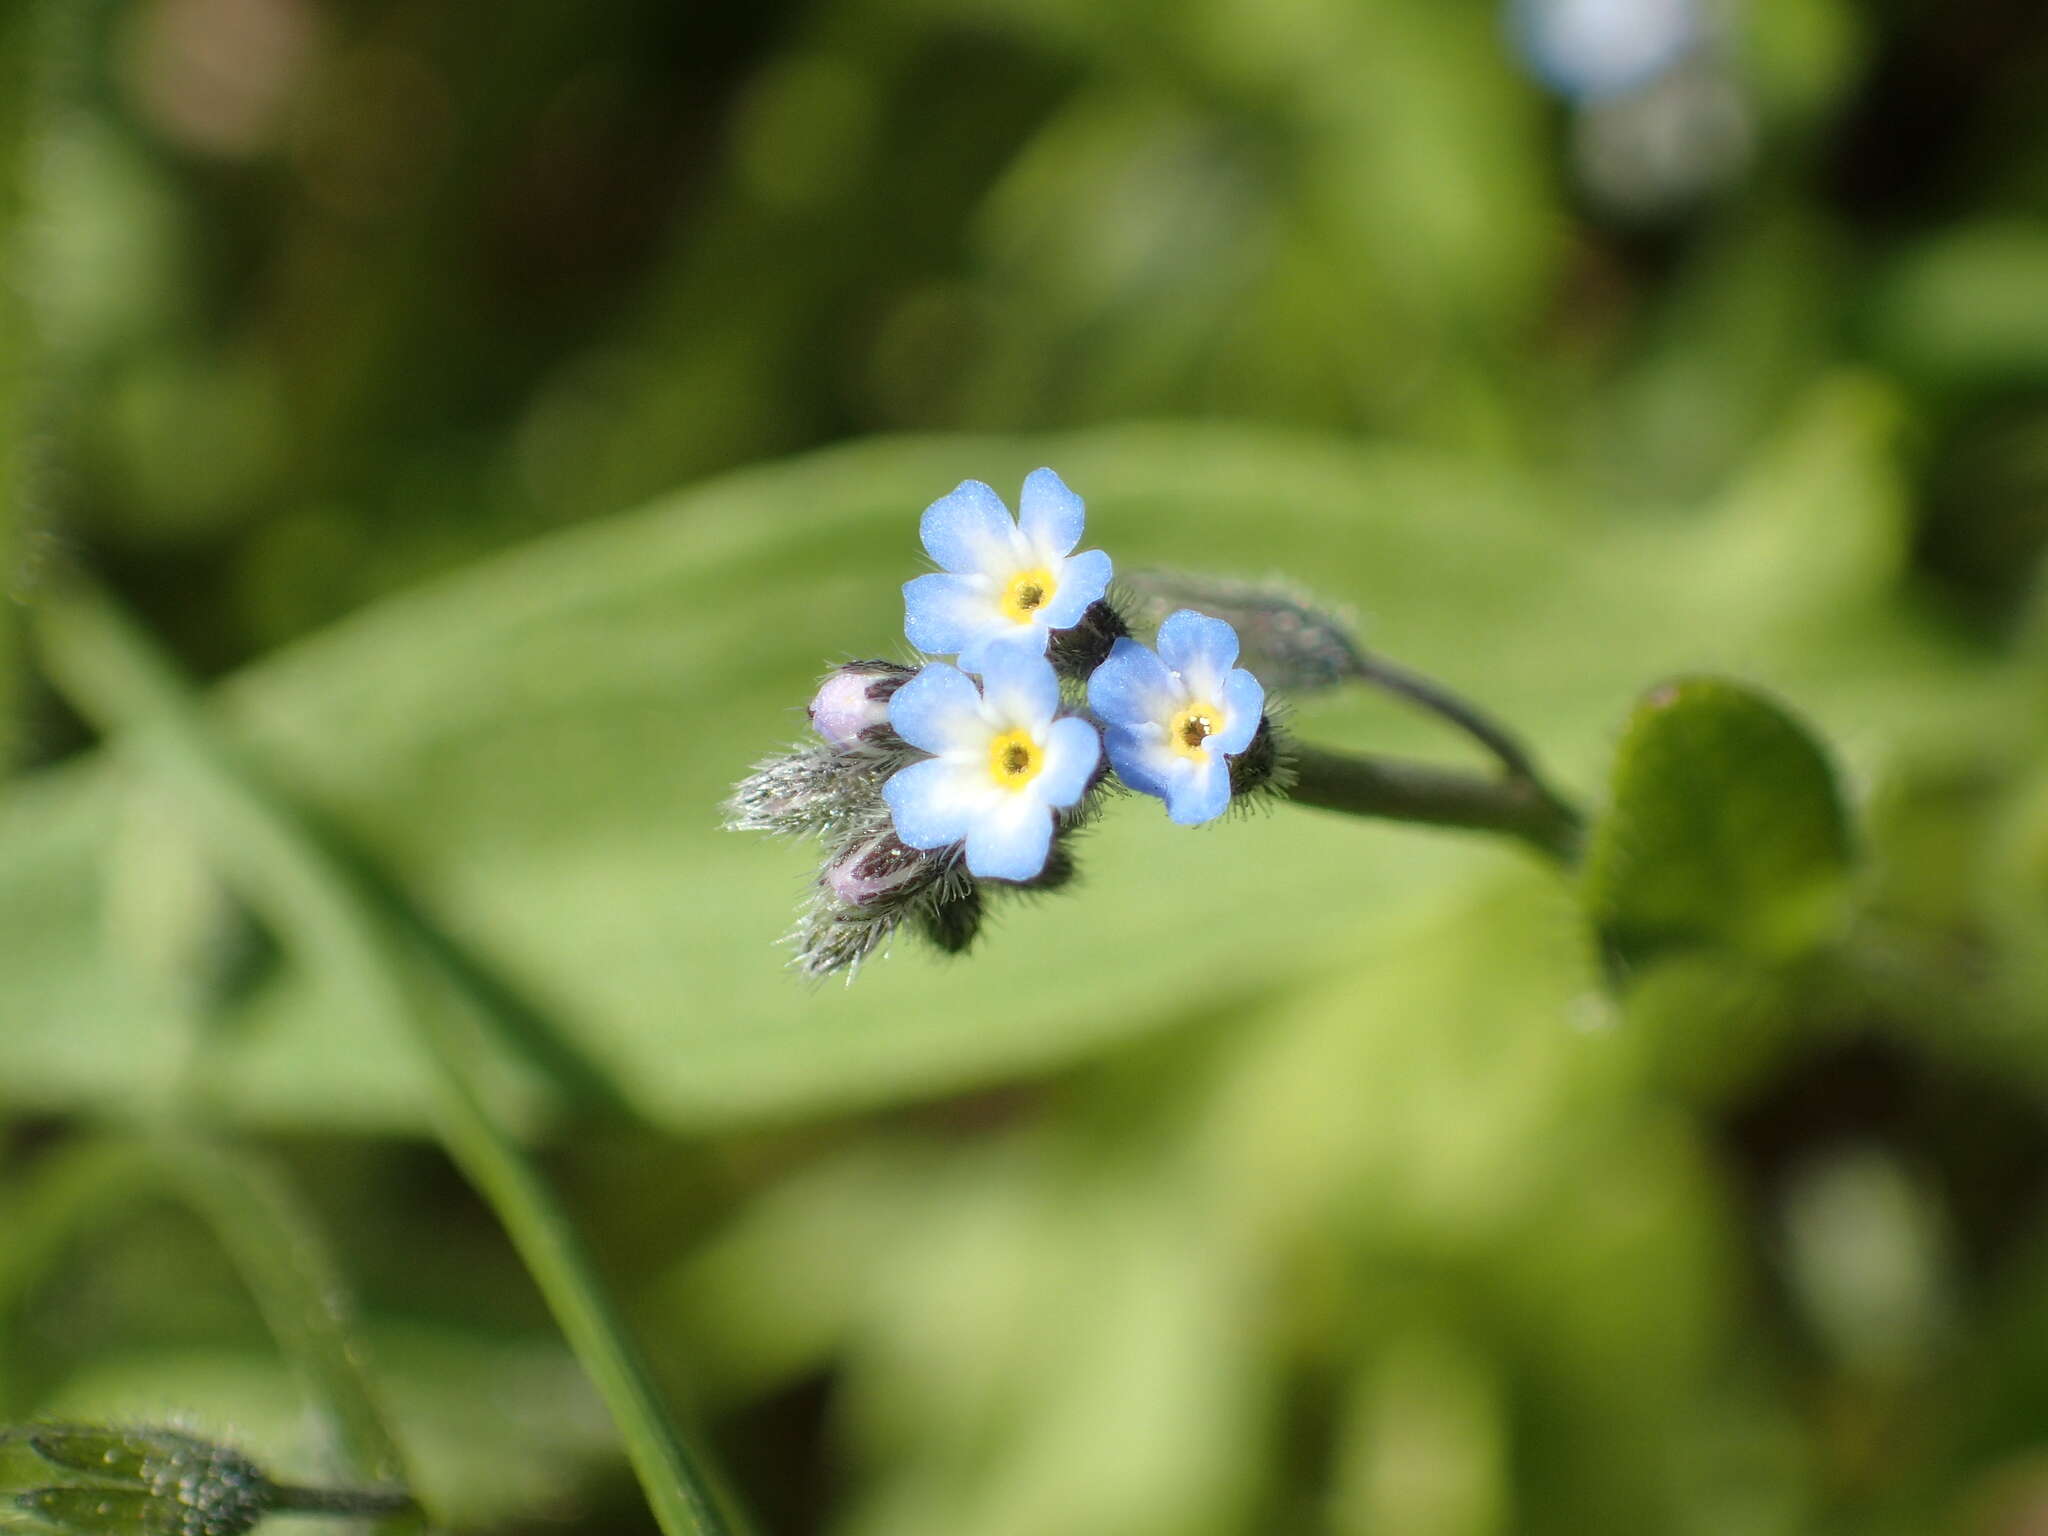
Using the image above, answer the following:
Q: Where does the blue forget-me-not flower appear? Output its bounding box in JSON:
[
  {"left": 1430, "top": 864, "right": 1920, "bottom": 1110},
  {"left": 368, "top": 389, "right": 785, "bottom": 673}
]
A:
[
  {"left": 902, "top": 469, "right": 1114, "bottom": 672},
  {"left": 1089, "top": 609, "right": 1266, "bottom": 826},
  {"left": 882, "top": 646, "right": 1101, "bottom": 880},
  {"left": 1507, "top": 0, "right": 1700, "bottom": 101},
  {"left": 731, "top": 473, "right": 1305, "bottom": 976},
  {"left": 733, "top": 466, "right": 1571, "bottom": 974}
]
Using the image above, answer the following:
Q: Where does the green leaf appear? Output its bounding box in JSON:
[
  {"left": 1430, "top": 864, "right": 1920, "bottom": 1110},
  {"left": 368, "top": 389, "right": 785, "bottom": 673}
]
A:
[
  {"left": 0, "top": 417, "right": 1981, "bottom": 1130},
  {"left": 1584, "top": 677, "right": 1856, "bottom": 978}
]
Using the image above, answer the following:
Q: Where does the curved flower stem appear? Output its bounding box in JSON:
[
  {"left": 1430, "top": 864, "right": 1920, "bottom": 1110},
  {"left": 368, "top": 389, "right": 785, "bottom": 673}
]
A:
[
  {"left": 265, "top": 1483, "right": 423, "bottom": 1519},
  {"left": 153, "top": 1138, "right": 421, "bottom": 1527},
  {"left": 1348, "top": 651, "right": 1549, "bottom": 785},
  {"left": 1286, "top": 742, "right": 1585, "bottom": 866}
]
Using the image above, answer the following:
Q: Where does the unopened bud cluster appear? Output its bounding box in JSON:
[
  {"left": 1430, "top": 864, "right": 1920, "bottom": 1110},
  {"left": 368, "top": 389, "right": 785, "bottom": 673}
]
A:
[
  {"left": 727, "top": 469, "right": 1291, "bottom": 979},
  {"left": 726, "top": 653, "right": 1086, "bottom": 980},
  {"left": 805, "top": 661, "right": 909, "bottom": 749},
  {"left": 2, "top": 1423, "right": 413, "bottom": 1536}
]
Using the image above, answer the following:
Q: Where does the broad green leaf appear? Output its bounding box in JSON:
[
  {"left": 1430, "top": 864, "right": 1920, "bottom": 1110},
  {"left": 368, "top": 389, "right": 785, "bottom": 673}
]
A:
[
  {"left": 1584, "top": 677, "right": 1856, "bottom": 977},
  {"left": 0, "top": 414, "right": 1997, "bottom": 1131}
]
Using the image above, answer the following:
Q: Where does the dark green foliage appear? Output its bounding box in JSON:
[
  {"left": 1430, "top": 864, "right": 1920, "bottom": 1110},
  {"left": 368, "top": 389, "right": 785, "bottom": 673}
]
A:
[{"left": 1585, "top": 677, "right": 1855, "bottom": 977}]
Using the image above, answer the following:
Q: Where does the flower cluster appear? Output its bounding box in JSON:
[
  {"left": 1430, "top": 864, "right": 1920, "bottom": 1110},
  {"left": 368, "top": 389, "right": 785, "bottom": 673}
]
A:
[{"left": 727, "top": 470, "right": 1283, "bottom": 978}]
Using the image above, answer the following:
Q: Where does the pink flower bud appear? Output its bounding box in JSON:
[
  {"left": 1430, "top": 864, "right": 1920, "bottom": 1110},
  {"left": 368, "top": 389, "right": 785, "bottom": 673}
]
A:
[
  {"left": 824, "top": 832, "right": 936, "bottom": 908},
  {"left": 807, "top": 662, "right": 912, "bottom": 748}
]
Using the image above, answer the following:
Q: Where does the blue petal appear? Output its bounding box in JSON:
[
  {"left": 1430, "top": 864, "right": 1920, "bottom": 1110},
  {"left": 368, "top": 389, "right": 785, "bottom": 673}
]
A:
[
  {"left": 1018, "top": 468, "right": 1085, "bottom": 558},
  {"left": 964, "top": 799, "right": 1054, "bottom": 880},
  {"left": 887, "top": 663, "right": 986, "bottom": 755},
  {"left": 1087, "top": 638, "right": 1178, "bottom": 729},
  {"left": 1038, "top": 547, "right": 1112, "bottom": 631},
  {"left": 958, "top": 624, "right": 1046, "bottom": 676},
  {"left": 920, "top": 480, "right": 1018, "bottom": 574},
  {"left": 904, "top": 572, "right": 998, "bottom": 659},
  {"left": 882, "top": 758, "right": 979, "bottom": 850},
  {"left": 1163, "top": 756, "right": 1232, "bottom": 826},
  {"left": 1213, "top": 667, "right": 1266, "bottom": 755},
  {"left": 1156, "top": 610, "right": 1240, "bottom": 697},
  {"left": 1035, "top": 716, "right": 1102, "bottom": 807},
  {"left": 976, "top": 643, "right": 1060, "bottom": 726},
  {"left": 1509, "top": 0, "right": 1698, "bottom": 102},
  {"left": 1103, "top": 723, "right": 1172, "bottom": 801}
]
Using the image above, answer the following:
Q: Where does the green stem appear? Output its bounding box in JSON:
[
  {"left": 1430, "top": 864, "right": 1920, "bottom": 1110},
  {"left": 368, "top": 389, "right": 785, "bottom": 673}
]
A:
[
  {"left": 265, "top": 1483, "right": 422, "bottom": 1519},
  {"left": 151, "top": 1139, "right": 417, "bottom": 1513},
  {"left": 1349, "top": 651, "right": 1547, "bottom": 785},
  {"left": 0, "top": 1142, "right": 154, "bottom": 1411},
  {"left": 1286, "top": 742, "right": 1585, "bottom": 865},
  {"left": 28, "top": 570, "right": 747, "bottom": 1536},
  {"left": 422, "top": 1056, "right": 745, "bottom": 1536}
]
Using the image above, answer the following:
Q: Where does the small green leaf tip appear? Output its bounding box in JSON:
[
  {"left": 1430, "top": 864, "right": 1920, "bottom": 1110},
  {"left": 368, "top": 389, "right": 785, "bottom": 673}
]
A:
[
  {"left": 4, "top": 1423, "right": 416, "bottom": 1536},
  {"left": 10, "top": 1426, "right": 267, "bottom": 1536},
  {"left": 1583, "top": 676, "right": 1856, "bottom": 982}
]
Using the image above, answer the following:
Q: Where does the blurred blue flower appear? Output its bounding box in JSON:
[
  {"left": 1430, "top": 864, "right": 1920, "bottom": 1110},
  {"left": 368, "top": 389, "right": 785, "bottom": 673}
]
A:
[
  {"left": 881, "top": 646, "right": 1101, "bottom": 880},
  {"left": 1508, "top": 0, "right": 1701, "bottom": 101},
  {"left": 1088, "top": 609, "right": 1264, "bottom": 826},
  {"left": 902, "top": 468, "right": 1113, "bottom": 672}
]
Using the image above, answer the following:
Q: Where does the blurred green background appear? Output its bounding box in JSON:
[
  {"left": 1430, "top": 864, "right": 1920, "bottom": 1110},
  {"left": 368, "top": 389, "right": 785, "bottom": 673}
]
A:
[{"left": 7, "top": 0, "right": 2048, "bottom": 1531}]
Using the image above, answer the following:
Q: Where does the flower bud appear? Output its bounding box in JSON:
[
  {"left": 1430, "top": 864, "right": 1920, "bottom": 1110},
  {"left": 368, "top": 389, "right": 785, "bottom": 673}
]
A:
[
  {"left": 807, "top": 661, "right": 913, "bottom": 749},
  {"left": 1228, "top": 715, "right": 1281, "bottom": 799},
  {"left": 824, "top": 831, "right": 941, "bottom": 908},
  {"left": 17, "top": 1427, "right": 269, "bottom": 1536},
  {"left": 1014, "top": 839, "right": 1076, "bottom": 893},
  {"left": 17, "top": 1487, "right": 178, "bottom": 1535},
  {"left": 1119, "top": 570, "right": 1374, "bottom": 695},
  {"left": 25, "top": 1425, "right": 178, "bottom": 1481},
  {"left": 919, "top": 883, "right": 983, "bottom": 954},
  {"left": 725, "top": 740, "right": 912, "bottom": 840},
  {"left": 1046, "top": 598, "right": 1130, "bottom": 681}
]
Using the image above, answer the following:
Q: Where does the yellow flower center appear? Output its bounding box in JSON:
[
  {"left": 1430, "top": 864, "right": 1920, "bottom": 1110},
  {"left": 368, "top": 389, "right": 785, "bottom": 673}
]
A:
[
  {"left": 1168, "top": 703, "right": 1225, "bottom": 760},
  {"left": 1001, "top": 566, "right": 1058, "bottom": 623},
  {"left": 987, "top": 727, "right": 1044, "bottom": 789}
]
